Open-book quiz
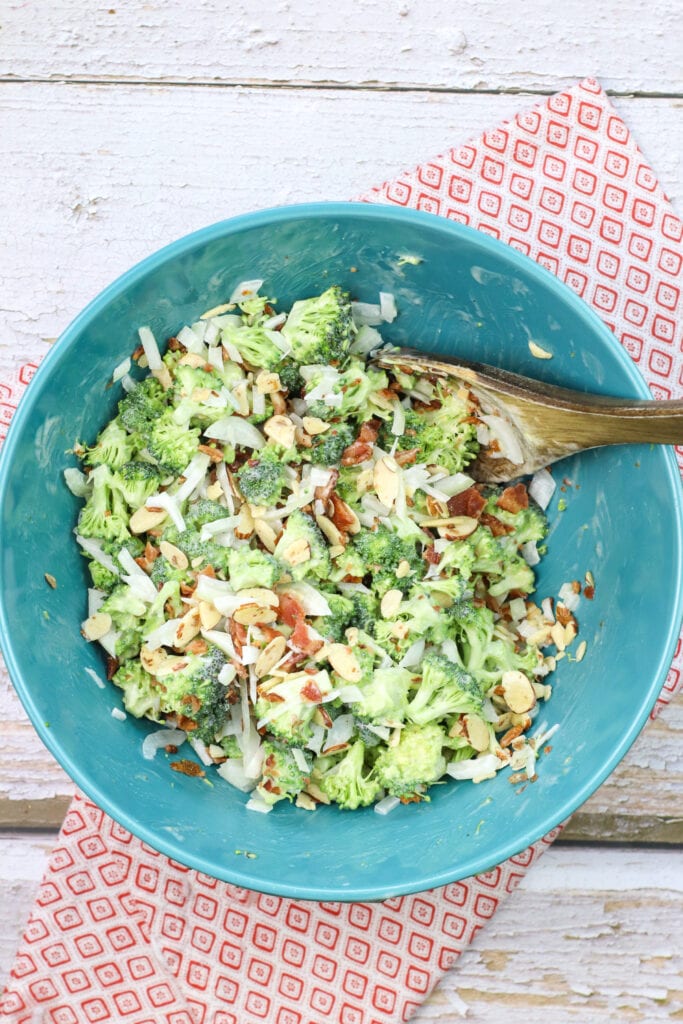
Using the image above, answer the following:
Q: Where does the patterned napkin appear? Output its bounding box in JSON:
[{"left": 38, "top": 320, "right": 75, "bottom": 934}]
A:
[{"left": 1, "top": 77, "right": 681, "bottom": 1024}]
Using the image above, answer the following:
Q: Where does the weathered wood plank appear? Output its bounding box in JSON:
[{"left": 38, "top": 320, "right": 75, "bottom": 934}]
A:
[
  {"left": 1, "top": 836, "right": 681, "bottom": 1022},
  {"left": 1, "top": 84, "right": 681, "bottom": 375},
  {"left": 1, "top": 0, "right": 682, "bottom": 96}
]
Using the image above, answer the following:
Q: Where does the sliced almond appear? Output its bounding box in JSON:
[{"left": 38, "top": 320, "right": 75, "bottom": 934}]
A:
[
  {"left": 356, "top": 468, "right": 374, "bottom": 494},
  {"left": 232, "top": 381, "right": 250, "bottom": 416},
  {"left": 464, "top": 712, "right": 491, "bottom": 753},
  {"left": 550, "top": 621, "right": 567, "bottom": 652},
  {"left": 255, "top": 371, "right": 282, "bottom": 394},
  {"left": 175, "top": 607, "right": 203, "bottom": 648},
  {"left": 190, "top": 386, "right": 213, "bottom": 403},
  {"left": 575, "top": 639, "right": 587, "bottom": 663},
  {"left": 281, "top": 537, "right": 311, "bottom": 566},
  {"left": 140, "top": 645, "right": 162, "bottom": 674},
  {"left": 345, "top": 627, "right": 359, "bottom": 647},
  {"left": 373, "top": 456, "right": 400, "bottom": 509},
  {"left": 315, "top": 514, "right": 345, "bottom": 548},
  {"left": 191, "top": 555, "right": 205, "bottom": 569},
  {"left": 391, "top": 621, "right": 410, "bottom": 639},
  {"left": 82, "top": 612, "right": 112, "bottom": 642},
  {"left": 528, "top": 340, "right": 553, "bottom": 360},
  {"left": 263, "top": 414, "right": 296, "bottom": 449},
  {"left": 129, "top": 505, "right": 168, "bottom": 534},
  {"left": 255, "top": 634, "right": 287, "bottom": 678},
  {"left": 295, "top": 792, "right": 317, "bottom": 811},
  {"left": 235, "top": 503, "right": 255, "bottom": 540},
  {"left": 501, "top": 670, "right": 537, "bottom": 715},
  {"left": 237, "top": 587, "right": 279, "bottom": 607},
  {"left": 422, "top": 513, "right": 478, "bottom": 532},
  {"left": 152, "top": 365, "right": 173, "bottom": 391},
  {"left": 426, "top": 495, "right": 448, "bottom": 518},
  {"left": 271, "top": 390, "right": 287, "bottom": 414},
  {"left": 302, "top": 416, "right": 331, "bottom": 436},
  {"left": 233, "top": 604, "right": 278, "bottom": 626},
  {"left": 327, "top": 643, "right": 362, "bottom": 683},
  {"left": 305, "top": 782, "right": 330, "bottom": 805},
  {"left": 178, "top": 352, "right": 207, "bottom": 368},
  {"left": 205, "top": 480, "right": 224, "bottom": 500},
  {"left": 395, "top": 559, "right": 412, "bottom": 579},
  {"left": 198, "top": 600, "right": 222, "bottom": 630},
  {"left": 200, "top": 302, "right": 234, "bottom": 319},
  {"left": 380, "top": 588, "right": 403, "bottom": 619},
  {"left": 254, "top": 518, "right": 278, "bottom": 552},
  {"left": 159, "top": 540, "right": 189, "bottom": 571},
  {"left": 328, "top": 544, "right": 345, "bottom": 559}
]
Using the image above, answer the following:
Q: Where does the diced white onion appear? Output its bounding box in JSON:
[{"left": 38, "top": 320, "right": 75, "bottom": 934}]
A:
[
  {"left": 263, "top": 312, "right": 287, "bottom": 330},
  {"left": 174, "top": 453, "right": 212, "bottom": 503},
  {"left": 204, "top": 416, "right": 265, "bottom": 450},
  {"left": 558, "top": 583, "right": 581, "bottom": 612},
  {"left": 349, "top": 324, "right": 383, "bottom": 355},
  {"left": 148, "top": 491, "right": 185, "bottom": 532},
  {"left": 541, "top": 597, "right": 555, "bottom": 622},
  {"left": 217, "top": 759, "right": 258, "bottom": 792},
  {"left": 137, "top": 326, "right": 162, "bottom": 371},
  {"left": 351, "top": 301, "right": 383, "bottom": 327},
  {"left": 251, "top": 387, "right": 266, "bottom": 417},
  {"left": 276, "top": 581, "right": 331, "bottom": 617},
  {"left": 379, "top": 291, "right": 398, "bottom": 323},
  {"left": 76, "top": 536, "right": 120, "bottom": 576},
  {"left": 201, "top": 628, "right": 237, "bottom": 660},
  {"left": 480, "top": 414, "right": 524, "bottom": 465},
  {"left": 112, "top": 356, "right": 131, "bottom": 382},
  {"left": 322, "top": 713, "right": 355, "bottom": 752},
  {"left": 446, "top": 754, "right": 500, "bottom": 780},
  {"left": 195, "top": 575, "right": 234, "bottom": 601},
  {"left": 177, "top": 325, "right": 203, "bottom": 351},
  {"left": 144, "top": 617, "right": 184, "bottom": 649},
  {"left": 230, "top": 279, "right": 264, "bottom": 303},
  {"left": 87, "top": 588, "right": 105, "bottom": 617},
  {"left": 521, "top": 541, "right": 540, "bottom": 566},
  {"left": 246, "top": 793, "right": 273, "bottom": 813},
  {"left": 398, "top": 639, "right": 425, "bottom": 669},
  {"left": 142, "top": 727, "right": 186, "bottom": 761},
  {"left": 509, "top": 597, "right": 527, "bottom": 621},
  {"left": 529, "top": 468, "right": 556, "bottom": 510},
  {"left": 291, "top": 748, "right": 310, "bottom": 774},
  {"left": 218, "top": 663, "right": 237, "bottom": 687},
  {"left": 206, "top": 344, "right": 224, "bottom": 372},
  {"left": 189, "top": 737, "right": 214, "bottom": 766},
  {"left": 374, "top": 795, "right": 401, "bottom": 815},
  {"left": 85, "top": 666, "right": 106, "bottom": 689},
  {"left": 306, "top": 724, "right": 326, "bottom": 755},
  {"left": 240, "top": 645, "right": 258, "bottom": 666},
  {"left": 335, "top": 685, "right": 365, "bottom": 704},
  {"left": 391, "top": 400, "right": 405, "bottom": 436},
  {"left": 200, "top": 516, "right": 239, "bottom": 542},
  {"left": 111, "top": 707, "right": 127, "bottom": 720},
  {"left": 121, "top": 373, "right": 137, "bottom": 393},
  {"left": 117, "top": 549, "right": 158, "bottom": 602},
  {"left": 215, "top": 460, "right": 235, "bottom": 514},
  {"left": 63, "top": 467, "right": 91, "bottom": 498},
  {"left": 97, "top": 631, "right": 118, "bottom": 657}
]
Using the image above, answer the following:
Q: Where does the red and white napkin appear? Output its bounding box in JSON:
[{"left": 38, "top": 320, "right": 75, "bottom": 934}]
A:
[{"left": 1, "top": 77, "right": 681, "bottom": 1024}]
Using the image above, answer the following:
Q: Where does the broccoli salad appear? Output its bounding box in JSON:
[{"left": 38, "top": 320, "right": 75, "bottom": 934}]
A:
[{"left": 70, "top": 281, "right": 582, "bottom": 814}]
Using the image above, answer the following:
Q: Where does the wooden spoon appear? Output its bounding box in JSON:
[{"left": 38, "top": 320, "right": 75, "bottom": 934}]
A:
[{"left": 374, "top": 347, "right": 683, "bottom": 483}]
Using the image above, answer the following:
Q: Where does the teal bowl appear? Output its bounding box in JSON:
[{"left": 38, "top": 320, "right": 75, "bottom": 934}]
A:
[{"left": 1, "top": 203, "right": 681, "bottom": 901}]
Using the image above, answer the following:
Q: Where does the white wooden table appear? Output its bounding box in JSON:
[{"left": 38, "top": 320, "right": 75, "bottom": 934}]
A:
[{"left": 1, "top": 3, "right": 682, "bottom": 1020}]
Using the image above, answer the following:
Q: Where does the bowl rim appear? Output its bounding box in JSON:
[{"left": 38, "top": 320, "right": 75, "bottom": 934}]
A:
[{"left": 1, "top": 200, "right": 682, "bottom": 900}]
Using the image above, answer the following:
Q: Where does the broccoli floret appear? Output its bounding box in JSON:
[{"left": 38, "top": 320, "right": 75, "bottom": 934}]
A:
[
  {"left": 77, "top": 465, "right": 130, "bottom": 544},
  {"left": 254, "top": 672, "right": 332, "bottom": 746},
  {"left": 112, "top": 660, "right": 163, "bottom": 720},
  {"left": 349, "top": 591, "right": 379, "bottom": 636},
  {"left": 314, "top": 593, "right": 355, "bottom": 642},
  {"left": 410, "top": 387, "right": 480, "bottom": 473},
  {"left": 226, "top": 546, "right": 282, "bottom": 591},
  {"left": 374, "top": 590, "right": 444, "bottom": 658},
  {"left": 158, "top": 643, "right": 232, "bottom": 743},
  {"left": 256, "top": 740, "right": 311, "bottom": 806},
  {"left": 316, "top": 739, "right": 381, "bottom": 810},
  {"left": 170, "top": 363, "right": 228, "bottom": 426},
  {"left": 273, "top": 510, "right": 331, "bottom": 582},
  {"left": 438, "top": 538, "right": 477, "bottom": 580},
  {"left": 101, "top": 536, "right": 145, "bottom": 560},
  {"left": 148, "top": 410, "right": 200, "bottom": 475},
  {"left": 141, "top": 579, "right": 184, "bottom": 636},
  {"left": 83, "top": 418, "right": 138, "bottom": 469},
  {"left": 218, "top": 734, "right": 241, "bottom": 759},
  {"left": 468, "top": 526, "right": 536, "bottom": 597},
  {"left": 277, "top": 361, "right": 304, "bottom": 397},
  {"left": 87, "top": 558, "right": 118, "bottom": 593},
  {"left": 486, "top": 556, "right": 535, "bottom": 597},
  {"left": 160, "top": 525, "right": 231, "bottom": 575},
  {"left": 281, "top": 286, "right": 354, "bottom": 366},
  {"left": 149, "top": 554, "right": 193, "bottom": 590},
  {"left": 305, "top": 358, "right": 390, "bottom": 423},
  {"left": 221, "top": 323, "right": 284, "bottom": 371},
  {"left": 487, "top": 498, "right": 548, "bottom": 546},
  {"left": 115, "top": 628, "right": 143, "bottom": 662},
  {"left": 373, "top": 722, "right": 448, "bottom": 801},
  {"left": 407, "top": 651, "right": 484, "bottom": 726},
  {"left": 351, "top": 524, "right": 424, "bottom": 596},
  {"left": 309, "top": 423, "right": 355, "bottom": 466},
  {"left": 118, "top": 377, "right": 167, "bottom": 434},
  {"left": 113, "top": 461, "right": 163, "bottom": 509},
  {"left": 350, "top": 667, "right": 412, "bottom": 724},
  {"left": 237, "top": 449, "right": 286, "bottom": 506},
  {"left": 184, "top": 498, "right": 230, "bottom": 529},
  {"left": 353, "top": 720, "right": 383, "bottom": 748},
  {"left": 100, "top": 584, "right": 148, "bottom": 624},
  {"left": 449, "top": 602, "right": 541, "bottom": 687}
]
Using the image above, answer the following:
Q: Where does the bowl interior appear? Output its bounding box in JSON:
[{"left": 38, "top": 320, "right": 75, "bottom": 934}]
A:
[{"left": 1, "top": 203, "right": 681, "bottom": 900}]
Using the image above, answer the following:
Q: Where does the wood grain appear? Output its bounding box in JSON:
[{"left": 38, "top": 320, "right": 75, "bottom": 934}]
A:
[
  {"left": 2, "top": 836, "right": 681, "bottom": 1023},
  {"left": 1, "top": 0, "right": 682, "bottom": 96}
]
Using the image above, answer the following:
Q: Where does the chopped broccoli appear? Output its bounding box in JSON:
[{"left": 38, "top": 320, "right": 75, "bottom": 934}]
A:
[
  {"left": 450, "top": 602, "right": 541, "bottom": 687},
  {"left": 273, "top": 510, "right": 331, "bottom": 582},
  {"left": 77, "top": 465, "right": 131, "bottom": 544},
  {"left": 184, "top": 498, "right": 230, "bottom": 529},
  {"left": 226, "top": 546, "right": 282, "bottom": 591},
  {"left": 160, "top": 525, "right": 232, "bottom": 575},
  {"left": 281, "top": 286, "right": 354, "bottom": 366},
  {"left": 316, "top": 739, "right": 381, "bottom": 809},
  {"left": 83, "top": 418, "right": 138, "bottom": 469},
  {"left": 87, "top": 558, "right": 118, "bottom": 593},
  {"left": 305, "top": 358, "right": 389, "bottom": 423},
  {"left": 384, "top": 387, "right": 479, "bottom": 473},
  {"left": 277, "top": 361, "right": 304, "bottom": 397},
  {"left": 350, "top": 667, "right": 412, "bottom": 724},
  {"left": 374, "top": 722, "right": 448, "bottom": 801},
  {"left": 309, "top": 423, "right": 355, "bottom": 466},
  {"left": 351, "top": 524, "right": 424, "bottom": 596},
  {"left": 112, "top": 660, "right": 163, "bottom": 720},
  {"left": 158, "top": 643, "right": 233, "bottom": 743},
  {"left": 148, "top": 410, "right": 200, "bottom": 475},
  {"left": 149, "top": 553, "right": 193, "bottom": 589},
  {"left": 113, "top": 461, "right": 163, "bottom": 509},
  {"left": 237, "top": 448, "right": 286, "bottom": 506},
  {"left": 256, "top": 740, "right": 311, "bottom": 806},
  {"left": 254, "top": 672, "right": 332, "bottom": 746},
  {"left": 169, "top": 363, "right": 229, "bottom": 426},
  {"left": 118, "top": 377, "right": 167, "bottom": 434},
  {"left": 314, "top": 593, "right": 355, "bottom": 642},
  {"left": 221, "top": 323, "right": 284, "bottom": 370},
  {"left": 407, "top": 651, "right": 484, "bottom": 726}
]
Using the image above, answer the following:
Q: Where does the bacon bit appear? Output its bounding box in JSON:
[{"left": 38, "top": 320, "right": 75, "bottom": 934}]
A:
[
  {"left": 278, "top": 652, "right": 308, "bottom": 674},
  {"left": 278, "top": 592, "right": 306, "bottom": 629},
  {"left": 229, "top": 619, "right": 248, "bottom": 656},
  {"left": 259, "top": 624, "right": 284, "bottom": 643},
  {"left": 167, "top": 336, "right": 184, "bottom": 351},
  {"left": 180, "top": 581, "right": 197, "bottom": 597},
  {"left": 106, "top": 656, "right": 119, "bottom": 680},
  {"left": 497, "top": 483, "right": 529, "bottom": 513},
  {"left": 398, "top": 793, "right": 423, "bottom": 804},
  {"left": 165, "top": 744, "right": 178, "bottom": 754},
  {"left": 198, "top": 443, "right": 224, "bottom": 463},
  {"left": 394, "top": 447, "right": 419, "bottom": 466},
  {"left": 413, "top": 398, "right": 442, "bottom": 413},
  {"left": 260, "top": 691, "right": 285, "bottom": 704},
  {"left": 175, "top": 715, "right": 199, "bottom": 732},
  {"left": 181, "top": 693, "right": 202, "bottom": 713},
  {"left": 197, "top": 565, "right": 216, "bottom": 579},
  {"left": 329, "top": 492, "right": 358, "bottom": 533},
  {"left": 314, "top": 467, "right": 339, "bottom": 503},
  {"left": 488, "top": 439, "right": 501, "bottom": 453},
  {"left": 322, "top": 742, "right": 350, "bottom": 755},
  {"left": 170, "top": 759, "right": 205, "bottom": 777},
  {"left": 341, "top": 440, "right": 373, "bottom": 466},
  {"left": 271, "top": 391, "right": 287, "bottom": 415},
  {"left": 262, "top": 779, "right": 281, "bottom": 795},
  {"left": 185, "top": 638, "right": 209, "bottom": 655},
  {"left": 485, "top": 593, "right": 502, "bottom": 614},
  {"left": 291, "top": 618, "right": 324, "bottom": 656},
  {"left": 480, "top": 512, "right": 514, "bottom": 537},
  {"left": 145, "top": 541, "right": 160, "bottom": 563},
  {"left": 423, "top": 545, "right": 441, "bottom": 566},
  {"left": 500, "top": 725, "right": 525, "bottom": 748},
  {"left": 342, "top": 575, "right": 363, "bottom": 584},
  {"left": 570, "top": 579, "right": 582, "bottom": 593},
  {"left": 301, "top": 680, "right": 323, "bottom": 703},
  {"left": 131, "top": 344, "right": 145, "bottom": 361},
  {"left": 584, "top": 585, "right": 595, "bottom": 600},
  {"left": 555, "top": 605, "right": 574, "bottom": 627}
]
